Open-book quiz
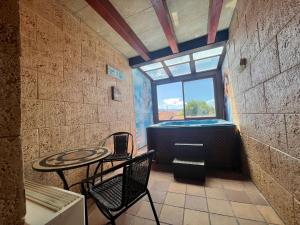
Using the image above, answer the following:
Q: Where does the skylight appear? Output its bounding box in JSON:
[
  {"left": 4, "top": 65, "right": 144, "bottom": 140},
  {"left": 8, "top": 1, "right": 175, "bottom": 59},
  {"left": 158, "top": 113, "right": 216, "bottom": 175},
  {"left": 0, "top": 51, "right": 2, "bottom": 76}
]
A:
[
  {"left": 146, "top": 68, "right": 169, "bottom": 80},
  {"left": 140, "top": 62, "right": 163, "bottom": 71},
  {"left": 192, "top": 46, "right": 223, "bottom": 60},
  {"left": 169, "top": 63, "right": 191, "bottom": 77},
  {"left": 138, "top": 45, "right": 225, "bottom": 81},
  {"left": 195, "top": 56, "right": 220, "bottom": 72},
  {"left": 164, "top": 55, "right": 190, "bottom": 66}
]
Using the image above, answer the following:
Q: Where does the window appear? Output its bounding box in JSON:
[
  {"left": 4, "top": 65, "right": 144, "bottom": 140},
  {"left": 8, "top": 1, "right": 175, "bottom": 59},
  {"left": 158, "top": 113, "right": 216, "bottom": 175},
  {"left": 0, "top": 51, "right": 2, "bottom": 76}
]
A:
[
  {"left": 183, "top": 78, "right": 216, "bottom": 118},
  {"left": 138, "top": 46, "right": 224, "bottom": 81},
  {"left": 157, "top": 82, "right": 184, "bottom": 121},
  {"left": 169, "top": 63, "right": 191, "bottom": 76},
  {"left": 146, "top": 68, "right": 169, "bottom": 80},
  {"left": 156, "top": 78, "right": 216, "bottom": 121},
  {"left": 195, "top": 56, "right": 219, "bottom": 72}
]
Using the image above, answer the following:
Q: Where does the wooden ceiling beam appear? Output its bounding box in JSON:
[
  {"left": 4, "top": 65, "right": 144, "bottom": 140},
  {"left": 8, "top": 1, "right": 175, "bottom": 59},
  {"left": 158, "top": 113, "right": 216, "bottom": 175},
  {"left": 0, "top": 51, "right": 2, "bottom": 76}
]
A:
[
  {"left": 207, "top": 0, "right": 224, "bottom": 44},
  {"left": 86, "top": 0, "right": 150, "bottom": 61},
  {"left": 150, "top": 0, "right": 179, "bottom": 54}
]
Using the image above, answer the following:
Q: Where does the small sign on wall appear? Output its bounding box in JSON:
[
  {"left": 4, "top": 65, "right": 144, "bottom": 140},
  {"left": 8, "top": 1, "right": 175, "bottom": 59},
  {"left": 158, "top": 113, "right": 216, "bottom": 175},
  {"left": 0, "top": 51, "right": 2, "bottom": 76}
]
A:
[
  {"left": 111, "top": 86, "right": 122, "bottom": 102},
  {"left": 106, "top": 65, "right": 125, "bottom": 80}
]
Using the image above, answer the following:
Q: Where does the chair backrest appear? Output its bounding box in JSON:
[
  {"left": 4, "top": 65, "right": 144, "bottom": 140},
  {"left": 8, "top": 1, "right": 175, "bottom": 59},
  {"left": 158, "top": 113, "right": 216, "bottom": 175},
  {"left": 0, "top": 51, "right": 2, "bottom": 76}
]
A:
[
  {"left": 101, "top": 132, "right": 134, "bottom": 157},
  {"left": 122, "top": 150, "right": 155, "bottom": 206}
]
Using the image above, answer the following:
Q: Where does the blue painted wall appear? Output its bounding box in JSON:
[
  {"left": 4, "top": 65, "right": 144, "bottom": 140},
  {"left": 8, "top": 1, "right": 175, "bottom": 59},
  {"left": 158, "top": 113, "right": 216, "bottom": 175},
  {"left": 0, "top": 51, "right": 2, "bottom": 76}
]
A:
[{"left": 133, "top": 69, "right": 153, "bottom": 149}]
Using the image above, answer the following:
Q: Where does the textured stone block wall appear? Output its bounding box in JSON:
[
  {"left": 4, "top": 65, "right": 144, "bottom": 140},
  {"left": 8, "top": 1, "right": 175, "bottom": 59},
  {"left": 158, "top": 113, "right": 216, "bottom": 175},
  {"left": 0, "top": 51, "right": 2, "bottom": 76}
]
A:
[
  {"left": 20, "top": 0, "right": 136, "bottom": 189},
  {"left": 225, "top": 0, "right": 300, "bottom": 224},
  {"left": 0, "top": 1, "right": 26, "bottom": 225}
]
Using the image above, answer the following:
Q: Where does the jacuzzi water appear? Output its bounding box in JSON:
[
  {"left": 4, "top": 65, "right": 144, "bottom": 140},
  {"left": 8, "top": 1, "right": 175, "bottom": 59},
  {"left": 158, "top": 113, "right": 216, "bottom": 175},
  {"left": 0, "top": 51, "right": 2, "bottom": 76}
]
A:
[{"left": 151, "top": 119, "right": 234, "bottom": 127}]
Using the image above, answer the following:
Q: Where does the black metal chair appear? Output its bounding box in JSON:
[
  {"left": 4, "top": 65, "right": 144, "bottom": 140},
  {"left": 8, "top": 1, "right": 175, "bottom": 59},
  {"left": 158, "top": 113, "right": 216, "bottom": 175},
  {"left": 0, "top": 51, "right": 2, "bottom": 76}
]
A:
[
  {"left": 101, "top": 132, "right": 134, "bottom": 163},
  {"left": 81, "top": 150, "right": 159, "bottom": 225}
]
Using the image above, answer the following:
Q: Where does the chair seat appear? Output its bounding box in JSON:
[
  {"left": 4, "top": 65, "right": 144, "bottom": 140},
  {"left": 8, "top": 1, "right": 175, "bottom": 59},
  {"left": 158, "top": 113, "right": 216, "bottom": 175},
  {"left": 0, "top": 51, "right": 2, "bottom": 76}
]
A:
[
  {"left": 103, "top": 153, "right": 131, "bottom": 162},
  {"left": 90, "top": 175, "right": 123, "bottom": 211},
  {"left": 90, "top": 174, "right": 145, "bottom": 211}
]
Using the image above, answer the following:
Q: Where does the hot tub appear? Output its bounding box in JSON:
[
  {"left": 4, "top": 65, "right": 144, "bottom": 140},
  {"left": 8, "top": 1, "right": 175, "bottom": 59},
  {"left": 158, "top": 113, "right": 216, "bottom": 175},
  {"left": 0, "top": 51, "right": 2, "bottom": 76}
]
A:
[{"left": 147, "top": 119, "right": 240, "bottom": 169}]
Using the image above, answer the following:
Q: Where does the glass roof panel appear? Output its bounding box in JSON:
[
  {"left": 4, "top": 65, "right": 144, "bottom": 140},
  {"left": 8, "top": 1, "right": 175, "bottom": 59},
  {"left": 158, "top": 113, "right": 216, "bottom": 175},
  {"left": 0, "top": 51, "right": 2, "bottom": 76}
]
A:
[
  {"left": 146, "top": 68, "right": 169, "bottom": 80},
  {"left": 192, "top": 46, "right": 224, "bottom": 60},
  {"left": 164, "top": 55, "right": 190, "bottom": 66},
  {"left": 195, "top": 56, "right": 220, "bottom": 72},
  {"left": 168, "top": 63, "right": 191, "bottom": 77},
  {"left": 140, "top": 62, "right": 163, "bottom": 71}
]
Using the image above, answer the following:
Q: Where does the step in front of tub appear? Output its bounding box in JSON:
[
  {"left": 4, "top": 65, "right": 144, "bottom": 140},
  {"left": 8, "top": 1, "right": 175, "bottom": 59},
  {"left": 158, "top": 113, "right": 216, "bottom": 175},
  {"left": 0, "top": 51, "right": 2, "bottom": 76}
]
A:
[{"left": 172, "top": 158, "right": 205, "bottom": 181}]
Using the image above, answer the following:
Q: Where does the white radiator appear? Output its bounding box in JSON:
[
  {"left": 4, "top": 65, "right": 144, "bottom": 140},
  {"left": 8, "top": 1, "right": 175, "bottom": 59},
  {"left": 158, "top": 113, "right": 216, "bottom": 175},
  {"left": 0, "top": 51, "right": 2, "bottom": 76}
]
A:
[{"left": 25, "top": 180, "right": 85, "bottom": 225}]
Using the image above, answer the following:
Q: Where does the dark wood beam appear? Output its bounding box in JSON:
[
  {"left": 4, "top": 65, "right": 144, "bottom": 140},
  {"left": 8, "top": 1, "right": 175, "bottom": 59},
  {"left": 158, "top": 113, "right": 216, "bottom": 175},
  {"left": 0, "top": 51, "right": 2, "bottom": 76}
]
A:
[
  {"left": 86, "top": 0, "right": 150, "bottom": 61},
  {"left": 207, "top": 0, "right": 224, "bottom": 44},
  {"left": 150, "top": 0, "right": 179, "bottom": 54}
]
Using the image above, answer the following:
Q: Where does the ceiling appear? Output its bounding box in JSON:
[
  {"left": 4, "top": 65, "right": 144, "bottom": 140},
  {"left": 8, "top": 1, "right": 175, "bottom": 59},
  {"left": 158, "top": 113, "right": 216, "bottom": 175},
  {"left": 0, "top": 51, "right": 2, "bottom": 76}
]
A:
[{"left": 58, "top": 0, "right": 237, "bottom": 58}]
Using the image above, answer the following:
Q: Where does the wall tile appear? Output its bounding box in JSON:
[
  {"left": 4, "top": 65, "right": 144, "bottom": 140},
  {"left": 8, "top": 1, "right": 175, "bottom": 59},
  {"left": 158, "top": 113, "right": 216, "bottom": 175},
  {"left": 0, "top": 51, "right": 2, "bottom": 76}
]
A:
[
  {"left": 38, "top": 72, "right": 63, "bottom": 101},
  {"left": 269, "top": 147, "right": 300, "bottom": 197},
  {"left": 245, "top": 84, "right": 266, "bottom": 113},
  {"left": 21, "top": 129, "right": 39, "bottom": 162},
  {"left": 254, "top": 114, "right": 287, "bottom": 151},
  {"left": 0, "top": 101, "right": 20, "bottom": 136},
  {"left": 278, "top": 12, "right": 300, "bottom": 72},
  {"left": 62, "top": 79, "right": 83, "bottom": 103},
  {"left": 20, "top": 4, "right": 36, "bottom": 41},
  {"left": 43, "top": 101, "right": 65, "bottom": 127},
  {"left": 264, "top": 65, "right": 300, "bottom": 114},
  {"left": 247, "top": 137, "right": 271, "bottom": 174},
  {"left": 84, "top": 123, "right": 110, "bottom": 146},
  {"left": 21, "top": 99, "right": 43, "bottom": 130},
  {"left": 0, "top": 54, "right": 21, "bottom": 102},
  {"left": 251, "top": 38, "right": 280, "bottom": 85},
  {"left": 0, "top": 137, "right": 21, "bottom": 163},
  {"left": 65, "top": 102, "right": 85, "bottom": 125},
  {"left": 39, "top": 126, "right": 61, "bottom": 157},
  {"left": 84, "top": 104, "right": 98, "bottom": 124},
  {"left": 285, "top": 114, "right": 300, "bottom": 160},
  {"left": 295, "top": 198, "right": 300, "bottom": 225},
  {"left": 60, "top": 125, "right": 85, "bottom": 150},
  {"left": 241, "top": 29, "right": 260, "bottom": 63},
  {"left": 258, "top": 0, "right": 300, "bottom": 49},
  {"left": 21, "top": 67, "right": 37, "bottom": 99}
]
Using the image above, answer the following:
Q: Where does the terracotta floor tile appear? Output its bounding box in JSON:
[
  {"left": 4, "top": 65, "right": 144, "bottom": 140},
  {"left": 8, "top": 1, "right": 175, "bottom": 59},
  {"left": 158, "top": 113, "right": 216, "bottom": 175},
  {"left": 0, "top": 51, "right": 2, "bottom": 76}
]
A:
[
  {"left": 149, "top": 180, "right": 170, "bottom": 192},
  {"left": 145, "top": 190, "right": 167, "bottom": 204},
  {"left": 126, "top": 200, "right": 143, "bottom": 215},
  {"left": 164, "top": 192, "right": 185, "bottom": 207},
  {"left": 207, "top": 198, "right": 234, "bottom": 216},
  {"left": 256, "top": 206, "right": 284, "bottom": 225},
  {"left": 246, "top": 191, "right": 269, "bottom": 206},
  {"left": 205, "top": 177, "right": 224, "bottom": 188},
  {"left": 186, "top": 184, "right": 205, "bottom": 196},
  {"left": 136, "top": 201, "right": 162, "bottom": 220},
  {"left": 185, "top": 195, "right": 208, "bottom": 211},
  {"left": 231, "top": 202, "right": 265, "bottom": 221},
  {"left": 224, "top": 189, "right": 252, "bottom": 204},
  {"left": 183, "top": 209, "right": 209, "bottom": 225},
  {"left": 209, "top": 213, "right": 238, "bottom": 225},
  {"left": 160, "top": 205, "right": 184, "bottom": 225},
  {"left": 237, "top": 218, "right": 268, "bottom": 225},
  {"left": 243, "top": 181, "right": 260, "bottom": 193},
  {"left": 222, "top": 180, "right": 245, "bottom": 191},
  {"left": 116, "top": 213, "right": 135, "bottom": 225},
  {"left": 205, "top": 187, "right": 227, "bottom": 200},
  {"left": 88, "top": 205, "right": 109, "bottom": 225},
  {"left": 168, "top": 182, "right": 187, "bottom": 194}
]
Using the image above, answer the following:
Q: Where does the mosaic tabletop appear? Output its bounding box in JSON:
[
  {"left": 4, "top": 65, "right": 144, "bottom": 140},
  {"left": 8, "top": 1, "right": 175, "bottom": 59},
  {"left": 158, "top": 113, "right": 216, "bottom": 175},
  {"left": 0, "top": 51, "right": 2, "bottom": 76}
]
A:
[{"left": 33, "top": 147, "right": 111, "bottom": 172}]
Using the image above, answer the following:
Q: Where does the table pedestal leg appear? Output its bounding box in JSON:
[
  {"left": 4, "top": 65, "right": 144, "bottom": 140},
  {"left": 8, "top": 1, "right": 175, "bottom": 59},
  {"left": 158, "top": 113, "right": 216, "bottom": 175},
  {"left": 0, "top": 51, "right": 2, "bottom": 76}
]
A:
[{"left": 56, "top": 170, "right": 69, "bottom": 190}]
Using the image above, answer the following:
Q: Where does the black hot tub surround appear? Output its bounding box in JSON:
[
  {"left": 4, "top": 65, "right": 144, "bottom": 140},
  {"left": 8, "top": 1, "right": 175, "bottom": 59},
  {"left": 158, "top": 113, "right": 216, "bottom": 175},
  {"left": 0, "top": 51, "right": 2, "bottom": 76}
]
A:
[{"left": 147, "top": 119, "right": 240, "bottom": 169}]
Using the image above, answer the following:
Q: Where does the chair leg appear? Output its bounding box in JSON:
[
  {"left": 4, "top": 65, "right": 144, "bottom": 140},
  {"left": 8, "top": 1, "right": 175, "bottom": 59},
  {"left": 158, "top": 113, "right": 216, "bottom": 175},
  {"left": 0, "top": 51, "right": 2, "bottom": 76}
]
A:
[
  {"left": 111, "top": 161, "right": 114, "bottom": 167},
  {"left": 146, "top": 189, "right": 160, "bottom": 225}
]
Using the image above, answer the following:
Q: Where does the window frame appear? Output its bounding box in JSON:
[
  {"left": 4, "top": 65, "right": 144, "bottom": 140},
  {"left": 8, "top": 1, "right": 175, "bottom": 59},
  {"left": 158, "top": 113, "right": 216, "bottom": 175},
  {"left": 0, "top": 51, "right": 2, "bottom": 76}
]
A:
[{"left": 153, "top": 71, "right": 222, "bottom": 123}]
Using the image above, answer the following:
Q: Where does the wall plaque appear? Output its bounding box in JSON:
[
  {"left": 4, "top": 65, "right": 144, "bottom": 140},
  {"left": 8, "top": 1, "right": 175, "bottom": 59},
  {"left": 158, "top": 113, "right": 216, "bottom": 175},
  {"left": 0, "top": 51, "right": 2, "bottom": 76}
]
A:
[
  {"left": 106, "top": 65, "right": 125, "bottom": 80},
  {"left": 111, "top": 86, "right": 122, "bottom": 101}
]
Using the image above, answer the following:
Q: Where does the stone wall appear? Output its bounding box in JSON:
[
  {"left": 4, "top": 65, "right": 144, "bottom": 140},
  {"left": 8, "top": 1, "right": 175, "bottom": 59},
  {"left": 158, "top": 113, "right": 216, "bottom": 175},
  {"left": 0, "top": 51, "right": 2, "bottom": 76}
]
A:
[
  {"left": 225, "top": 0, "right": 300, "bottom": 224},
  {"left": 0, "top": 0, "right": 26, "bottom": 224},
  {"left": 20, "top": 0, "right": 136, "bottom": 189}
]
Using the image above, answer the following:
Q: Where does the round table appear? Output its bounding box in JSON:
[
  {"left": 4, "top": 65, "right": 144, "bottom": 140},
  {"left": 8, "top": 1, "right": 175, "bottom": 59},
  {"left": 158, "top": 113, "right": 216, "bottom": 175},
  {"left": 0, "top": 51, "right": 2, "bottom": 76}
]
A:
[{"left": 32, "top": 147, "right": 111, "bottom": 190}]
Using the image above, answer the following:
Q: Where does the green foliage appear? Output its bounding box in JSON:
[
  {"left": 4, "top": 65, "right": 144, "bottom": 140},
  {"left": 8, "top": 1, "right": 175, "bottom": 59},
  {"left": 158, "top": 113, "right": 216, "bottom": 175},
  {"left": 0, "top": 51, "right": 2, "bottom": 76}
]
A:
[{"left": 185, "top": 100, "right": 215, "bottom": 117}]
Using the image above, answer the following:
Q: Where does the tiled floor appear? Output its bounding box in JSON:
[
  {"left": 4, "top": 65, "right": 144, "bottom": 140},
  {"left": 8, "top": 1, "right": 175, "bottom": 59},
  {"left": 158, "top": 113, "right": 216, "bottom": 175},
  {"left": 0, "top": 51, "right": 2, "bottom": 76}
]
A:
[{"left": 88, "top": 164, "right": 284, "bottom": 225}]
